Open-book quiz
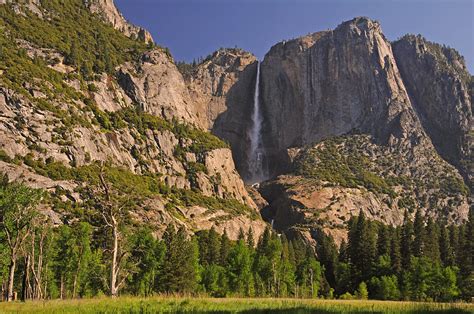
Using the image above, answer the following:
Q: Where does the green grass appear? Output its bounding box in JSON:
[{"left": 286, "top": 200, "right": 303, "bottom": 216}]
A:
[{"left": 0, "top": 297, "right": 472, "bottom": 313}]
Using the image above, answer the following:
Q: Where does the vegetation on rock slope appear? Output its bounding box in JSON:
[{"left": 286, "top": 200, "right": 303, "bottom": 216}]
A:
[
  {"left": 294, "top": 135, "right": 469, "bottom": 216},
  {"left": 0, "top": 0, "right": 232, "bottom": 211}
]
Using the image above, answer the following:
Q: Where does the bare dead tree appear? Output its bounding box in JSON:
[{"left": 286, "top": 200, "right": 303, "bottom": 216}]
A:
[{"left": 98, "top": 166, "right": 133, "bottom": 298}]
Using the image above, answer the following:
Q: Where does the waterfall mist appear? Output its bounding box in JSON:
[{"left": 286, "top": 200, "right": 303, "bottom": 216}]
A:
[{"left": 248, "top": 62, "right": 265, "bottom": 184}]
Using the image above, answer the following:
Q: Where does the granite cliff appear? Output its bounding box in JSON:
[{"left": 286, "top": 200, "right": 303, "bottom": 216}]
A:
[{"left": 0, "top": 1, "right": 471, "bottom": 244}]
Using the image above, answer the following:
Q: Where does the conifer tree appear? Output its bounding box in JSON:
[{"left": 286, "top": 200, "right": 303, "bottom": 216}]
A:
[
  {"left": 459, "top": 210, "right": 474, "bottom": 299},
  {"left": 377, "top": 225, "right": 391, "bottom": 257},
  {"left": 390, "top": 229, "right": 402, "bottom": 275},
  {"left": 400, "top": 210, "right": 414, "bottom": 269},
  {"left": 412, "top": 210, "right": 425, "bottom": 257},
  {"left": 160, "top": 226, "right": 199, "bottom": 293},
  {"left": 247, "top": 228, "right": 255, "bottom": 248},
  {"left": 219, "top": 230, "right": 231, "bottom": 267},
  {"left": 439, "top": 221, "right": 453, "bottom": 266},
  {"left": 424, "top": 217, "right": 440, "bottom": 264}
]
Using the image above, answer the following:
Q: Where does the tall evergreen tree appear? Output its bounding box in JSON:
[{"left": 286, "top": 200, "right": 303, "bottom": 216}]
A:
[
  {"left": 459, "top": 210, "right": 474, "bottom": 299},
  {"left": 377, "top": 225, "right": 391, "bottom": 257},
  {"left": 424, "top": 217, "right": 440, "bottom": 264},
  {"left": 159, "top": 226, "right": 199, "bottom": 293},
  {"left": 439, "top": 220, "right": 453, "bottom": 266},
  {"left": 400, "top": 210, "right": 414, "bottom": 269},
  {"left": 247, "top": 228, "right": 255, "bottom": 248},
  {"left": 390, "top": 229, "right": 402, "bottom": 275},
  {"left": 412, "top": 210, "right": 425, "bottom": 257},
  {"left": 219, "top": 230, "right": 231, "bottom": 267}
]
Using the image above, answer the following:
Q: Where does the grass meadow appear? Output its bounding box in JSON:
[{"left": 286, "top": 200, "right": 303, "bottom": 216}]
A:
[{"left": 0, "top": 297, "right": 472, "bottom": 313}]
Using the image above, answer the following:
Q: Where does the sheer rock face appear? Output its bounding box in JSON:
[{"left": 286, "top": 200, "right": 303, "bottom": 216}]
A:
[
  {"left": 258, "top": 17, "right": 432, "bottom": 178},
  {"left": 392, "top": 35, "right": 473, "bottom": 189},
  {"left": 185, "top": 48, "right": 257, "bottom": 130},
  {"left": 85, "top": 0, "right": 153, "bottom": 43},
  {"left": 117, "top": 49, "right": 199, "bottom": 125}
]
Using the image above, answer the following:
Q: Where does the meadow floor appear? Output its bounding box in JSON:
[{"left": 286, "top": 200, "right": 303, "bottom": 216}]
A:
[{"left": 0, "top": 297, "right": 472, "bottom": 313}]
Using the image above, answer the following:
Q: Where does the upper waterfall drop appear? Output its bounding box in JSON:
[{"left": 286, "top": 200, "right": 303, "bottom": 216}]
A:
[{"left": 248, "top": 61, "right": 265, "bottom": 184}]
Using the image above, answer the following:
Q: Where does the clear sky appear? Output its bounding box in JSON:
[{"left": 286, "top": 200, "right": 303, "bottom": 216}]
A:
[{"left": 115, "top": 0, "right": 474, "bottom": 73}]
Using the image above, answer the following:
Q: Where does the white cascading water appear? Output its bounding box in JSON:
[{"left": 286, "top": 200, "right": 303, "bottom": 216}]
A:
[{"left": 248, "top": 62, "right": 264, "bottom": 184}]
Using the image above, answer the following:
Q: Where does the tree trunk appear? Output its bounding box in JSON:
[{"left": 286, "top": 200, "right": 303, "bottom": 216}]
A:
[
  {"left": 7, "top": 255, "right": 16, "bottom": 302},
  {"left": 21, "top": 254, "right": 31, "bottom": 301},
  {"left": 72, "top": 245, "right": 84, "bottom": 298},
  {"left": 60, "top": 274, "right": 64, "bottom": 300},
  {"left": 34, "top": 233, "right": 44, "bottom": 300},
  {"left": 110, "top": 219, "right": 119, "bottom": 298}
]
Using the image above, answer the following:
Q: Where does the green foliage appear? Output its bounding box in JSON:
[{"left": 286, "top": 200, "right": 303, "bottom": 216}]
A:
[
  {"left": 0, "top": 1, "right": 147, "bottom": 80},
  {"left": 295, "top": 137, "right": 397, "bottom": 197},
  {"left": 108, "top": 107, "right": 228, "bottom": 155},
  {"left": 159, "top": 226, "right": 200, "bottom": 293},
  {"left": 343, "top": 210, "right": 472, "bottom": 302},
  {"left": 227, "top": 239, "right": 254, "bottom": 296},
  {"left": 355, "top": 282, "right": 368, "bottom": 300},
  {"left": 53, "top": 222, "right": 94, "bottom": 298},
  {"left": 369, "top": 275, "right": 400, "bottom": 300}
]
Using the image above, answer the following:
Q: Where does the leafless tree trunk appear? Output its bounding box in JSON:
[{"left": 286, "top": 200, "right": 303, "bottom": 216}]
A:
[
  {"left": 99, "top": 168, "right": 129, "bottom": 298},
  {"left": 7, "top": 255, "right": 16, "bottom": 302}
]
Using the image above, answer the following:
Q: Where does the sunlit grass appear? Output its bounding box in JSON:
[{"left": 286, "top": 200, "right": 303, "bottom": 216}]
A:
[{"left": 0, "top": 297, "right": 472, "bottom": 313}]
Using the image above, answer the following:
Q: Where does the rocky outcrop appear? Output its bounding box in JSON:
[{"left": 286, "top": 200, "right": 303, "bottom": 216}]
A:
[
  {"left": 392, "top": 35, "right": 473, "bottom": 189},
  {"left": 259, "top": 135, "right": 470, "bottom": 244},
  {"left": 185, "top": 48, "right": 257, "bottom": 130},
  {"left": 85, "top": 0, "right": 153, "bottom": 43},
  {"left": 0, "top": 0, "right": 42, "bottom": 17},
  {"left": 117, "top": 49, "right": 198, "bottom": 124}
]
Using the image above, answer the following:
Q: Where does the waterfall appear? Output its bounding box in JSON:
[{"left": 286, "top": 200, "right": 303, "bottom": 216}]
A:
[{"left": 248, "top": 62, "right": 265, "bottom": 184}]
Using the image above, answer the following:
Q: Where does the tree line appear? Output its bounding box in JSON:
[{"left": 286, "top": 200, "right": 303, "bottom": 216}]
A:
[{"left": 0, "top": 176, "right": 472, "bottom": 301}]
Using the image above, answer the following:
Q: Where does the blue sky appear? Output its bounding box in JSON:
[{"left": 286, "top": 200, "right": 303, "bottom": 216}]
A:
[{"left": 115, "top": 0, "right": 474, "bottom": 73}]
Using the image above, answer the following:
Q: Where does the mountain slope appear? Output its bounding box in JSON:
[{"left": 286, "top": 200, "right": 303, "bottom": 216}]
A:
[{"left": 0, "top": 0, "right": 266, "bottom": 240}]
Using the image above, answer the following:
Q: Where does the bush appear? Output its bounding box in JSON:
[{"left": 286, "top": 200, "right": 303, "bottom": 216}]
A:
[{"left": 355, "top": 282, "right": 368, "bottom": 300}]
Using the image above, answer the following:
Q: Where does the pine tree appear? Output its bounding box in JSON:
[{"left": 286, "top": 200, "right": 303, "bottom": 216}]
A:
[
  {"left": 339, "top": 240, "right": 348, "bottom": 263},
  {"left": 208, "top": 227, "right": 221, "bottom": 265},
  {"left": 424, "top": 217, "right": 440, "bottom": 264},
  {"left": 349, "top": 210, "right": 376, "bottom": 284},
  {"left": 412, "top": 210, "right": 425, "bottom": 257},
  {"left": 377, "top": 225, "right": 391, "bottom": 257},
  {"left": 237, "top": 228, "right": 246, "bottom": 242},
  {"left": 390, "top": 228, "right": 402, "bottom": 275},
  {"left": 219, "top": 230, "right": 231, "bottom": 267},
  {"left": 400, "top": 210, "right": 414, "bottom": 269},
  {"left": 159, "top": 226, "right": 199, "bottom": 293},
  {"left": 314, "top": 229, "right": 338, "bottom": 288},
  {"left": 247, "top": 228, "right": 255, "bottom": 248},
  {"left": 278, "top": 234, "right": 296, "bottom": 297},
  {"left": 127, "top": 228, "right": 164, "bottom": 296},
  {"left": 439, "top": 221, "right": 453, "bottom": 266},
  {"left": 459, "top": 210, "right": 474, "bottom": 299},
  {"left": 449, "top": 224, "right": 460, "bottom": 266}
]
